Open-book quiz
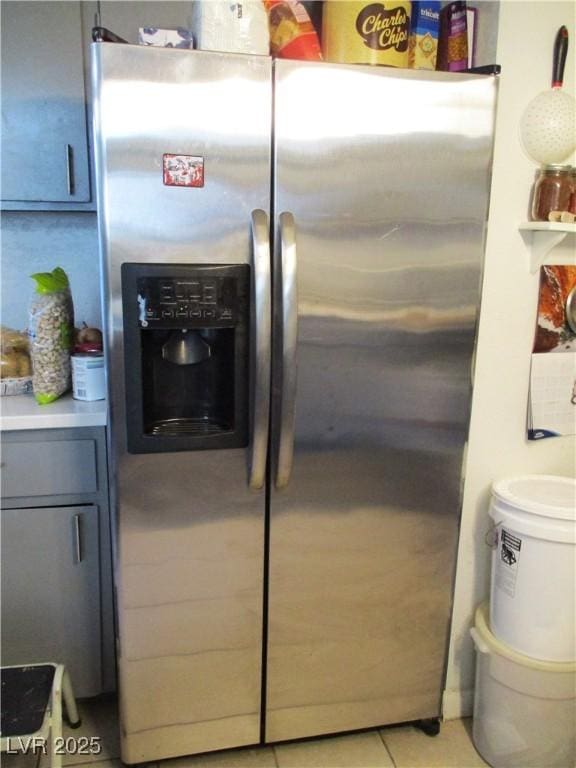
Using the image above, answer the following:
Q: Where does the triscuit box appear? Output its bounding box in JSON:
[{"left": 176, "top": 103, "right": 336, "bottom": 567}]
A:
[
  {"left": 138, "top": 27, "right": 194, "bottom": 48},
  {"left": 408, "top": 1, "right": 440, "bottom": 70}
]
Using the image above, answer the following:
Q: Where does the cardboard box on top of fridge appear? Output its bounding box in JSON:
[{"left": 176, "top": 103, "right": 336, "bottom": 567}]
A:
[
  {"left": 437, "top": 1, "right": 468, "bottom": 71},
  {"left": 190, "top": 1, "right": 269, "bottom": 55},
  {"left": 408, "top": 1, "right": 441, "bottom": 70},
  {"left": 138, "top": 27, "right": 194, "bottom": 48}
]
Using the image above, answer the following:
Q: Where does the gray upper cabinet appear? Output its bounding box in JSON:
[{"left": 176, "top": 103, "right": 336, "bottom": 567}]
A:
[
  {"left": 1, "top": 1, "right": 192, "bottom": 210},
  {"left": 1, "top": 1, "right": 91, "bottom": 208}
]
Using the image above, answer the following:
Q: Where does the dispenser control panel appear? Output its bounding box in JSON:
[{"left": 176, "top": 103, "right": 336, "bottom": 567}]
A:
[
  {"left": 121, "top": 263, "right": 250, "bottom": 454},
  {"left": 136, "top": 274, "right": 243, "bottom": 328}
]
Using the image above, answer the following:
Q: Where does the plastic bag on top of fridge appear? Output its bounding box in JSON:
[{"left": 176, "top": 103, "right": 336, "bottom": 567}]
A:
[
  {"left": 265, "top": 0, "right": 323, "bottom": 60},
  {"left": 190, "top": 1, "right": 270, "bottom": 55}
]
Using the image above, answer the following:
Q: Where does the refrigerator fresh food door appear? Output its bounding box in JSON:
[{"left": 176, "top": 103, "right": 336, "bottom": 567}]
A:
[
  {"left": 92, "top": 43, "right": 272, "bottom": 763},
  {"left": 267, "top": 61, "right": 497, "bottom": 742}
]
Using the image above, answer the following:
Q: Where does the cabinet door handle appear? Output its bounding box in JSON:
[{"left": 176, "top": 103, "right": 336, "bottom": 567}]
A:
[
  {"left": 73, "top": 513, "right": 83, "bottom": 564},
  {"left": 66, "top": 144, "right": 75, "bottom": 196}
]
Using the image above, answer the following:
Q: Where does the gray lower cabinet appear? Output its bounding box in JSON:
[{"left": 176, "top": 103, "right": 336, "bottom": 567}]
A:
[
  {"left": 1, "top": 505, "right": 101, "bottom": 697},
  {"left": 1, "top": 1, "right": 91, "bottom": 209},
  {"left": 0, "top": 427, "right": 115, "bottom": 698}
]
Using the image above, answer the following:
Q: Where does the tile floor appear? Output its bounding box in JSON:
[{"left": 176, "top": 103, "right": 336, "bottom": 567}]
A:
[{"left": 3, "top": 696, "right": 489, "bottom": 768}]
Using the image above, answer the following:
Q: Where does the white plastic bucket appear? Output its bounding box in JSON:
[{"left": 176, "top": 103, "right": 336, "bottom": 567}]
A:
[
  {"left": 489, "top": 475, "right": 576, "bottom": 662},
  {"left": 471, "top": 603, "right": 576, "bottom": 768}
]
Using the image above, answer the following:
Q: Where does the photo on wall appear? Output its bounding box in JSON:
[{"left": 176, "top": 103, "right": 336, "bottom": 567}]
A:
[{"left": 528, "top": 265, "right": 576, "bottom": 440}]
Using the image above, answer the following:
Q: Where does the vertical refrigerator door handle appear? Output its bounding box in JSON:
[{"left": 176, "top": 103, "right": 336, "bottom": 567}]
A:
[
  {"left": 275, "top": 212, "right": 298, "bottom": 490},
  {"left": 249, "top": 209, "right": 272, "bottom": 490}
]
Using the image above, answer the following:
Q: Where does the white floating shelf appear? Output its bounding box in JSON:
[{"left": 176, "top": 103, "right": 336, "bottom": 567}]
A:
[{"left": 519, "top": 222, "right": 576, "bottom": 272}]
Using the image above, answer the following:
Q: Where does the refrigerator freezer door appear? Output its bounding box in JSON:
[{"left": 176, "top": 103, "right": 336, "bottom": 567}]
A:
[
  {"left": 267, "top": 61, "right": 497, "bottom": 741},
  {"left": 92, "top": 44, "right": 272, "bottom": 762}
]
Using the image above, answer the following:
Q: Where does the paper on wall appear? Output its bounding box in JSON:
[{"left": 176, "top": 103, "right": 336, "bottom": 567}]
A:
[{"left": 528, "top": 352, "right": 576, "bottom": 440}]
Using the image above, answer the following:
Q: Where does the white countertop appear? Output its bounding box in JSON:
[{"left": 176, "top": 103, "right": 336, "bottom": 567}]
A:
[{"left": 0, "top": 393, "right": 108, "bottom": 431}]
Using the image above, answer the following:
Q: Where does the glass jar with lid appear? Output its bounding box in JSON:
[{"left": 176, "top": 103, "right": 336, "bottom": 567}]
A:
[
  {"left": 531, "top": 165, "right": 572, "bottom": 221},
  {"left": 569, "top": 167, "right": 576, "bottom": 214}
]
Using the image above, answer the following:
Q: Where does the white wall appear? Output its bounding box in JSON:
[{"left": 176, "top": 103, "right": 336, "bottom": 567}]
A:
[
  {"left": 0, "top": 212, "right": 101, "bottom": 331},
  {"left": 443, "top": 0, "right": 576, "bottom": 718}
]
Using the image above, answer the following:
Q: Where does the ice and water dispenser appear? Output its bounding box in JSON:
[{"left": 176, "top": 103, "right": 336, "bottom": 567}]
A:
[{"left": 121, "top": 264, "right": 249, "bottom": 453}]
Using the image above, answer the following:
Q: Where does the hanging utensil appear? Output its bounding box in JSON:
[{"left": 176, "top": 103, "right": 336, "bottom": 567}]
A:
[{"left": 519, "top": 26, "right": 575, "bottom": 165}]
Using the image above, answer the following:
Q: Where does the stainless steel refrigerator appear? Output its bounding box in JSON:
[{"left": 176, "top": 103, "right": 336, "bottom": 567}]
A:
[{"left": 92, "top": 40, "right": 497, "bottom": 764}]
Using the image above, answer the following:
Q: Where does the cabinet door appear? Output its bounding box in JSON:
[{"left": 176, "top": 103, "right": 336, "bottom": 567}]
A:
[
  {"left": 1, "top": 505, "right": 101, "bottom": 697},
  {"left": 0, "top": 1, "right": 91, "bottom": 203}
]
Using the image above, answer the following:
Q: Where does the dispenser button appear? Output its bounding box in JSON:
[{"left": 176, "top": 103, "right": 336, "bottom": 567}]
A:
[
  {"left": 190, "top": 307, "right": 202, "bottom": 319},
  {"left": 202, "top": 280, "right": 217, "bottom": 304},
  {"left": 218, "top": 308, "right": 233, "bottom": 321},
  {"left": 161, "top": 308, "right": 175, "bottom": 319},
  {"left": 221, "top": 279, "right": 235, "bottom": 302},
  {"left": 203, "top": 309, "right": 216, "bottom": 320}
]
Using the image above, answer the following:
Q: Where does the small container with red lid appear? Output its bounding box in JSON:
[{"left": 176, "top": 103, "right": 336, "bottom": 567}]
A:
[{"left": 71, "top": 342, "right": 105, "bottom": 401}]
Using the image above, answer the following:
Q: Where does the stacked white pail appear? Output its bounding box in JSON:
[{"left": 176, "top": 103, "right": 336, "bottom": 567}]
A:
[{"left": 471, "top": 475, "right": 576, "bottom": 768}]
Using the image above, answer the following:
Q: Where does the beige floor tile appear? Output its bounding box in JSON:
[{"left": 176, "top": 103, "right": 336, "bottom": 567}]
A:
[
  {"left": 274, "top": 731, "right": 393, "bottom": 768},
  {"left": 1, "top": 749, "right": 41, "bottom": 768},
  {"left": 380, "top": 718, "right": 489, "bottom": 768},
  {"left": 161, "top": 746, "right": 276, "bottom": 768},
  {"left": 72, "top": 762, "right": 125, "bottom": 768}
]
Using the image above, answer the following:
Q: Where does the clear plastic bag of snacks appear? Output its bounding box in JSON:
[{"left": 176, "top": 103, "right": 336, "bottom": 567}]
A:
[{"left": 29, "top": 267, "right": 75, "bottom": 404}]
